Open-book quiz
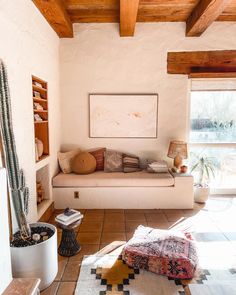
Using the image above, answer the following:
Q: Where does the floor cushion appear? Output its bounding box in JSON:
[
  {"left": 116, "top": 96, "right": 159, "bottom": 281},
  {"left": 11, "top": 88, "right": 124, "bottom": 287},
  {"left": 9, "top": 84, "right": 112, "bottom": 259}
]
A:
[{"left": 122, "top": 225, "right": 198, "bottom": 279}]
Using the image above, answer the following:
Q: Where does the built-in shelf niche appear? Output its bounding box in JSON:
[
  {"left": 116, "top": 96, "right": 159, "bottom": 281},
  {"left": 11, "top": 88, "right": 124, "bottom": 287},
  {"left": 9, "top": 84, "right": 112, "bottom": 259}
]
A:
[
  {"left": 32, "top": 75, "right": 49, "bottom": 162},
  {"left": 36, "top": 164, "right": 51, "bottom": 219}
]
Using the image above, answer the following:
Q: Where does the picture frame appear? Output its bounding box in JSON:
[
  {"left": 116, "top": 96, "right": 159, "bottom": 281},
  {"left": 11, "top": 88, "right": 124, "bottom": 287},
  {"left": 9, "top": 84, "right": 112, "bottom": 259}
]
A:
[{"left": 89, "top": 94, "right": 158, "bottom": 138}]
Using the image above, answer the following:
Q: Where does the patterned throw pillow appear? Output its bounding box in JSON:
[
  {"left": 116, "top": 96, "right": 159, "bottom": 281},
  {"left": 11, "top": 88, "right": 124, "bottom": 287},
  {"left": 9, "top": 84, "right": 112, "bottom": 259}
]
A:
[
  {"left": 58, "top": 149, "right": 81, "bottom": 173},
  {"left": 89, "top": 148, "right": 106, "bottom": 171},
  {"left": 104, "top": 150, "right": 123, "bottom": 172},
  {"left": 123, "top": 154, "right": 140, "bottom": 173}
]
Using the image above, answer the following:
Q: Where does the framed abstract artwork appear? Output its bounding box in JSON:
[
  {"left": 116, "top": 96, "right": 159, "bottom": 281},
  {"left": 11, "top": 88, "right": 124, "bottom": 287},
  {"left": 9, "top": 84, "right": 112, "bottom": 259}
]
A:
[{"left": 89, "top": 94, "right": 158, "bottom": 138}]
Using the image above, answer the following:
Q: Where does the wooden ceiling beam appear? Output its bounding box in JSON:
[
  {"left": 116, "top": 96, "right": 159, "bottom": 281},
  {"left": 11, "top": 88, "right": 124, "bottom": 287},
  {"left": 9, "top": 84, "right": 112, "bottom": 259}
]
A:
[
  {"left": 167, "top": 50, "right": 236, "bottom": 74},
  {"left": 120, "top": 0, "right": 140, "bottom": 37},
  {"left": 32, "top": 0, "right": 73, "bottom": 38},
  {"left": 186, "top": 0, "right": 231, "bottom": 37},
  {"left": 189, "top": 72, "right": 236, "bottom": 78}
]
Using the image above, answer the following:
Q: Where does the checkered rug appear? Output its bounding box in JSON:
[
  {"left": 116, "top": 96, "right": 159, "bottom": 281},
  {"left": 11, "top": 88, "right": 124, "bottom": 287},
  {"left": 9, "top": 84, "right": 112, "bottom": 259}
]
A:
[{"left": 75, "top": 254, "right": 236, "bottom": 295}]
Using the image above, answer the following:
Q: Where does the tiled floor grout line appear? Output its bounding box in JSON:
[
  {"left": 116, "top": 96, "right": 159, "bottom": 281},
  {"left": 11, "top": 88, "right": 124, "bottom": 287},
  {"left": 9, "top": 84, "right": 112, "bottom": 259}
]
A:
[
  {"left": 144, "top": 211, "right": 148, "bottom": 225},
  {"left": 54, "top": 282, "right": 60, "bottom": 295},
  {"left": 99, "top": 211, "right": 105, "bottom": 249},
  {"left": 124, "top": 212, "right": 127, "bottom": 240},
  {"left": 125, "top": 212, "right": 129, "bottom": 241},
  {"left": 162, "top": 211, "right": 168, "bottom": 222}
]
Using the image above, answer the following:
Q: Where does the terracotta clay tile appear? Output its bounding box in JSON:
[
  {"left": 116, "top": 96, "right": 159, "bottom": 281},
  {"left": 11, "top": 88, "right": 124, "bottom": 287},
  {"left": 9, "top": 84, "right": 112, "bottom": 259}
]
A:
[
  {"left": 61, "top": 261, "right": 81, "bottom": 281},
  {"left": 77, "top": 232, "right": 101, "bottom": 244},
  {"left": 57, "top": 282, "right": 76, "bottom": 295}
]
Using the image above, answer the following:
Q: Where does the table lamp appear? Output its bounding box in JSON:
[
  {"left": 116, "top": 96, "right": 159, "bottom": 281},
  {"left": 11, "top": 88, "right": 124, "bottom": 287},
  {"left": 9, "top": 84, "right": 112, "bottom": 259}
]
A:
[{"left": 167, "top": 140, "right": 188, "bottom": 169}]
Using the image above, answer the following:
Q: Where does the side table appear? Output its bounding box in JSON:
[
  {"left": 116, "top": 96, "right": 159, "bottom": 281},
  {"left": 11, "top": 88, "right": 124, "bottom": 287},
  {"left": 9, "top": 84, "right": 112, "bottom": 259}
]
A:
[
  {"left": 3, "top": 278, "right": 40, "bottom": 295},
  {"left": 57, "top": 219, "right": 82, "bottom": 257}
]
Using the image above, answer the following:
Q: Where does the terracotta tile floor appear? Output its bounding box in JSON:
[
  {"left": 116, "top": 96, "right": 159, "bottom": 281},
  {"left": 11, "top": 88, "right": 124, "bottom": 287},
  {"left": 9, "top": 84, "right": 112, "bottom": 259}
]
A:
[{"left": 41, "top": 196, "right": 236, "bottom": 295}]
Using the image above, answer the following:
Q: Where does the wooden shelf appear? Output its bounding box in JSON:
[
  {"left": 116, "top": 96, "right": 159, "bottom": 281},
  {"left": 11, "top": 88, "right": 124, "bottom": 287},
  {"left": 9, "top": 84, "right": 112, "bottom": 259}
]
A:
[
  {"left": 32, "top": 75, "right": 49, "bottom": 160},
  {"left": 34, "top": 120, "right": 48, "bottom": 124},
  {"left": 32, "top": 75, "right": 51, "bottom": 222},
  {"left": 32, "top": 75, "right": 47, "bottom": 86},
  {"left": 33, "top": 97, "right": 47, "bottom": 103},
  {"left": 33, "top": 84, "right": 47, "bottom": 93},
  {"left": 34, "top": 110, "right": 48, "bottom": 113}
]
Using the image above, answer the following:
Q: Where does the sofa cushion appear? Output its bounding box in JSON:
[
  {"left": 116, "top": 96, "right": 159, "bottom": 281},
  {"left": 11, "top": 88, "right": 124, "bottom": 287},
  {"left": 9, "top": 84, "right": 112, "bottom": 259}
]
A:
[
  {"left": 122, "top": 225, "right": 198, "bottom": 279},
  {"left": 89, "top": 148, "right": 106, "bottom": 171},
  {"left": 104, "top": 150, "right": 123, "bottom": 172},
  {"left": 72, "top": 152, "right": 96, "bottom": 174},
  {"left": 123, "top": 154, "right": 141, "bottom": 173},
  {"left": 52, "top": 170, "right": 175, "bottom": 187},
  {"left": 58, "top": 149, "right": 81, "bottom": 174}
]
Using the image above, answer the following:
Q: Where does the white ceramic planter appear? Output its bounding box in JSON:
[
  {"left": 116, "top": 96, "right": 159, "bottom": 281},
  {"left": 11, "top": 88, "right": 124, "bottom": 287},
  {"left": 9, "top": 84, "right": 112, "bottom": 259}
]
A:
[
  {"left": 11, "top": 222, "right": 58, "bottom": 291},
  {"left": 194, "top": 186, "right": 210, "bottom": 203}
]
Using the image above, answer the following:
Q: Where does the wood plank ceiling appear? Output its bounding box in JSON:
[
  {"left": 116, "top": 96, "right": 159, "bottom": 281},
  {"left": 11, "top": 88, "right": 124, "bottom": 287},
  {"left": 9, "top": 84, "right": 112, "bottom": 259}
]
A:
[{"left": 33, "top": 0, "right": 236, "bottom": 38}]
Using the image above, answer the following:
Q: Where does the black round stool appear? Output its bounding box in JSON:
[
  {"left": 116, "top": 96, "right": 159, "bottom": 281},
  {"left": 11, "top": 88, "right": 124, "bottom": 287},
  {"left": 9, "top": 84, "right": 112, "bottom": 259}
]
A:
[{"left": 57, "top": 220, "right": 82, "bottom": 257}]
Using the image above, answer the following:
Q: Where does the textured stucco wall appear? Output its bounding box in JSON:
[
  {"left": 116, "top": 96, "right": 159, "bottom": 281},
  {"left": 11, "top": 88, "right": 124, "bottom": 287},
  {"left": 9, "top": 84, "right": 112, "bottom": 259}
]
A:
[
  {"left": 0, "top": 0, "right": 61, "bottom": 223},
  {"left": 0, "top": 169, "right": 12, "bottom": 293},
  {"left": 60, "top": 22, "right": 236, "bottom": 162}
]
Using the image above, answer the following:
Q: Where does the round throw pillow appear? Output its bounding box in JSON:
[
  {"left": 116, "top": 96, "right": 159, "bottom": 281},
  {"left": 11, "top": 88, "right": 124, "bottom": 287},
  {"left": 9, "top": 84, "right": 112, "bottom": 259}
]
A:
[{"left": 72, "top": 152, "right": 96, "bottom": 174}]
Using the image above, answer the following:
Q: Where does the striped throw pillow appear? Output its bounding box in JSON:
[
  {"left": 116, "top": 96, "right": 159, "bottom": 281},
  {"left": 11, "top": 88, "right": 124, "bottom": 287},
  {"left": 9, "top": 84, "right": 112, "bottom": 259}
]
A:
[
  {"left": 89, "top": 148, "right": 106, "bottom": 171},
  {"left": 123, "top": 154, "right": 140, "bottom": 173}
]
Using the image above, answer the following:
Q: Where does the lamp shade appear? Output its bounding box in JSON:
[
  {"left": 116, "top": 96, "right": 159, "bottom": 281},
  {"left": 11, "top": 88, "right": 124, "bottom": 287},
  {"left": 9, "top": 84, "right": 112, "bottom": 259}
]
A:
[{"left": 167, "top": 140, "right": 188, "bottom": 159}]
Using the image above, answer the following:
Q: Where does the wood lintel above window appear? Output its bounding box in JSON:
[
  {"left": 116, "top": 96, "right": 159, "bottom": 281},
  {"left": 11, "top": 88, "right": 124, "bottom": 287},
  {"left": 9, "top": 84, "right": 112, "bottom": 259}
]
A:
[
  {"left": 167, "top": 50, "right": 236, "bottom": 78},
  {"left": 189, "top": 72, "right": 236, "bottom": 79}
]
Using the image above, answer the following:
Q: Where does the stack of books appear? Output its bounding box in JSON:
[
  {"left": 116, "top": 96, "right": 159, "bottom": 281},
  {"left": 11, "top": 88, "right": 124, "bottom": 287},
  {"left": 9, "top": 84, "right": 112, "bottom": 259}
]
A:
[
  {"left": 148, "top": 160, "right": 168, "bottom": 173},
  {"left": 55, "top": 208, "right": 83, "bottom": 226}
]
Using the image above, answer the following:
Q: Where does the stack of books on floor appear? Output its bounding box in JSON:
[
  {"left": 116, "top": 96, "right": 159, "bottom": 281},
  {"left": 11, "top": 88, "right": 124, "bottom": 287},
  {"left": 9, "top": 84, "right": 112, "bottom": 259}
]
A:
[{"left": 55, "top": 208, "right": 83, "bottom": 226}]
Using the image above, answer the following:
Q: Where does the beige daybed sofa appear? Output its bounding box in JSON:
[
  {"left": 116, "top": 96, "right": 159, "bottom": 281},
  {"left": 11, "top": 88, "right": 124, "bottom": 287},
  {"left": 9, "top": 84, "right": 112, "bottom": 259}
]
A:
[{"left": 52, "top": 170, "right": 194, "bottom": 209}]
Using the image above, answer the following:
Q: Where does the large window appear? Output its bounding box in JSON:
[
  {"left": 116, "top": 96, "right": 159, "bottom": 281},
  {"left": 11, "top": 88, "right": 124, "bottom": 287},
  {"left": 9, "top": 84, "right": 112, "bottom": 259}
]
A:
[{"left": 189, "top": 79, "right": 236, "bottom": 193}]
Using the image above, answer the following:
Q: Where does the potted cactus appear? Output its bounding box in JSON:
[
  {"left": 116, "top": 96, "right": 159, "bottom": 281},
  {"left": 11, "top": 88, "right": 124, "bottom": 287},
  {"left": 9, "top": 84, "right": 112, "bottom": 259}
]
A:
[
  {"left": 0, "top": 60, "right": 57, "bottom": 290},
  {"left": 190, "top": 155, "right": 217, "bottom": 203}
]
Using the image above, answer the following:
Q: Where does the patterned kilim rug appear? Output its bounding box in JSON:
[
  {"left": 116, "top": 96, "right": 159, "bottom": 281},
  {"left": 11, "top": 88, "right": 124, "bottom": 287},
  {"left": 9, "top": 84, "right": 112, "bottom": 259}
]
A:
[{"left": 75, "top": 254, "right": 236, "bottom": 295}]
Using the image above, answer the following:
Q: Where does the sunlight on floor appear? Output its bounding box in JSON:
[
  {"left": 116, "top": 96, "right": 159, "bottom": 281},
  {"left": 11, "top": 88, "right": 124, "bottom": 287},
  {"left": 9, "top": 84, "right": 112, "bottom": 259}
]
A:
[{"left": 42, "top": 196, "right": 236, "bottom": 294}]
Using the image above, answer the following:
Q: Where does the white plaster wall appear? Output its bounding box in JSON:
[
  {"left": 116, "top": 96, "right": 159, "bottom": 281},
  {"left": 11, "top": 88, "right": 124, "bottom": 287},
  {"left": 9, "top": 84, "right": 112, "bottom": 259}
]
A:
[
  {"left": 0, "top": 0, "right": 61, "bottom": 223},
  {"left": 60, "top": 22, "right": 236, "bottom": 163},
  {"left": 0, "top": 168, "right": 12, "bottom": 293}
]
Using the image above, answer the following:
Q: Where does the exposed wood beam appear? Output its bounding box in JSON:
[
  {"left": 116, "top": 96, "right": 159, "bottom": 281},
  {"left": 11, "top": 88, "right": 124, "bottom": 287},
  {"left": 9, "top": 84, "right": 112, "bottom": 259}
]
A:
[
  {"left": 186, "top": 0, "right": 231, "bottom": 37},
  {"left": 120, "top": 0, "right": 140, "bottom": 37},
  {"left": 32, "top": 0, "right": 73, "bottom": 38},
  {"left": 189, "top": 72, "right": 236, "bottom": 78},
  {"left": 167, "top": 50, "right": 236, "bottom": 74}
]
